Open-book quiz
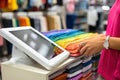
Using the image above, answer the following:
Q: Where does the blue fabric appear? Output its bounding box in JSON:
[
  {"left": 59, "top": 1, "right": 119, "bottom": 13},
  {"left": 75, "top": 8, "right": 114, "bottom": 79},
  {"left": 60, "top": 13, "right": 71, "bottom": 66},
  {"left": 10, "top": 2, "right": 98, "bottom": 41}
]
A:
[
  {"left": 82, "top": 60, "right": 92, "bottom": 67},
  {"left": 42, "top": 29, "right": 85, "bottom": 41},
  {"left": 66, "top": 14, "right": 77, "bottom": 29},
  {"left": 66, "top": 64, "right": 83, "bottom": 73}
]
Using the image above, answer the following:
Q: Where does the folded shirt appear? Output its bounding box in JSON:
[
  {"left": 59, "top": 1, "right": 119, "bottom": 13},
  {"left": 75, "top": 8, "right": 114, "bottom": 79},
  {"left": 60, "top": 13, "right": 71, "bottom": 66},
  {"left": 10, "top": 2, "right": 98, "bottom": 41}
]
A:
[
  {"left": 82, "top": 64, "right": 92, "bottom": 72},
  {"left": 67, "top": 59, "right": 82, "bottom": 69},
  {"left": 55, "top": 33, "right": 94, "bottom": 49},
  {"left": 43, "top": 29, "right": 85, "bottom": 42},
  {"left": 43, "top": 29, "right": 80, "bottom": 37},
  {"left": 82, "top": 57, "right": 92, "bottom": 63},
  {"left": 67, "top": 64, "right": 83, "bottom": 74},
  {"left": 80, "top": 72, "right": 93, "bottom": 80},
  {"left": 92, "top": 54, "right": 100, "bottom": 61},
  {"left": 65, "top": 33, "right": 98, "bottom": 54},
  {"left": 82, "top": 60, "right": 92, "bottom": 67},
  {"left": 67, "top": 69, "right": 83, "bottom": 78},
  {"left": 82, "top": 68, "right": 92, "bottom": 78},
  {"left": 18, "top": 16, "right": 31, "bottom": 26},
  {"left": 67, "top": 73, "right": 83, "bottom": 80},
  {"left": 49, "top": 68, "right": 66, "bottom": 79},
  {"left": 52, "top": 73, "right": 67, "bottom": 80},
  {"left": 42, "top": 29, "right": 98, "bottom": 57}
]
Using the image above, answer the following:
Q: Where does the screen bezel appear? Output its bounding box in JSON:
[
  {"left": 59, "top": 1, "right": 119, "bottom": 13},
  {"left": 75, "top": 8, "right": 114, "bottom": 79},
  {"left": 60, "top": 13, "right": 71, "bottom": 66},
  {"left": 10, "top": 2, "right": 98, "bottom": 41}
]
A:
[{"left": 0, "top": 27, "right": 70, "bottom": 70}]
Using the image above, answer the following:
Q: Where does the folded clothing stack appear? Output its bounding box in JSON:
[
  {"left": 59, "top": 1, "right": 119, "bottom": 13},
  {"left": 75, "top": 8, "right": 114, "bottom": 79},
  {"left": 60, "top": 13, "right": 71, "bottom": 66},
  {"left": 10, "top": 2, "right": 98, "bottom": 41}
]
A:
[
  {"left": 43, "top": 29, "right": 98, "bottom": 57},
  {"left": 43, "top": 29, "right": 99, "bottom": 80}
]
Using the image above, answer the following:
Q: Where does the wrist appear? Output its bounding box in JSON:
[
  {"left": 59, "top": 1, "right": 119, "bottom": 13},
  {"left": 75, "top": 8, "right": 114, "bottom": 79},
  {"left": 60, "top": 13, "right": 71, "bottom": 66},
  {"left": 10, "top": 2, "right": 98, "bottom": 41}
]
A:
[{"left": 103, "top": 35, "right": 110, "bottom": 49}]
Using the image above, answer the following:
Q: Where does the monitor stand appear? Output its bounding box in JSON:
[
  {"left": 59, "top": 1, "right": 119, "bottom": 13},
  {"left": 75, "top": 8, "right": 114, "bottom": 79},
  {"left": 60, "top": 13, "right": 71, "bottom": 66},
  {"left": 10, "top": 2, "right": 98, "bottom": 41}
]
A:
[{"left": 9, "top": 46, "right": 37, "bottom": 66}]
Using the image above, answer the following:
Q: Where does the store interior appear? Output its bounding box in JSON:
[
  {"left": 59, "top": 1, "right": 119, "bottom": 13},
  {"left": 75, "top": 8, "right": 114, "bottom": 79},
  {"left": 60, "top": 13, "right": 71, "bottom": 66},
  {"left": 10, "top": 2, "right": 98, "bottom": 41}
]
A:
[{"left": 0, "top": 0, "right": 115, "bottom": 80}]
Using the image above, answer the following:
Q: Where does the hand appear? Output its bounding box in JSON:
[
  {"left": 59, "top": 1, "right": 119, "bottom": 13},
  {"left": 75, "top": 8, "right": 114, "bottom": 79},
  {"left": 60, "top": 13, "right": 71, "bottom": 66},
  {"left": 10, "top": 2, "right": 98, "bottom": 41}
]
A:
[{"left": 79, "top": 34, "right": 106, "bottom": 57}]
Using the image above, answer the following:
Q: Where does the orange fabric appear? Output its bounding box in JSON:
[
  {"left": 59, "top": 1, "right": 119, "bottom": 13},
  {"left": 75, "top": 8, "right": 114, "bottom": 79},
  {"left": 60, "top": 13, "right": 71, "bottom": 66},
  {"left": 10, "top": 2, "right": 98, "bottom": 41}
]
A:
[
  {"left": 54, "top": 33, "right": 98, "bottom": 56},
  {"left": 52, "top": 73, "right": 67, "bottom": 80},
  {"left": 18, "top": 17, "right": 31, "bottom": 26},
  {"left": 55, "top": 33, "right": 97, "bottom": 49},
  {"left": 54, "top": 47, "right": 63, "bottom": 55},
  {"left": 65, "top": 33, "right": 98, "bottom": 54}
]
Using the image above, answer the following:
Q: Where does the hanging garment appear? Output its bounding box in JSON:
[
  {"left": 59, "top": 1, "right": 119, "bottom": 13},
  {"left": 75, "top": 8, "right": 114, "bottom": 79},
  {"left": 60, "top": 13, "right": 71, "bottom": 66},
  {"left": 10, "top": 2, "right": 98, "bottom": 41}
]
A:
[
  {"left": 87, "top": 6, "right": 98, "bottom": 26},
  {"left": 37, "top": 16, "right": 48, "bottom": 32},
  {"left": 0, "top": 0, "right": 7, "bottom": 9},
  {"left": 30, "top": 18, "right": 41, "bottom": 31},
  {"left": 21, "top": 0, "right": 28, "bottom": 9},
  {"left": 12, "top": 18, "right": 19, "bottom": 27},
  {"left": 7, "top": 0, "right": 18, "bottom": 11},
  {"left": 66, "top": 14, "right": 76, "bottom": 29},
  {"left": 18, "top": 16, "right": 31, "bottom": 26},
  {"left": 30, "top": 0, "right": 42, "bottom": 7},
  {"left": 47, "top": 15, "right": 61, "bottom": 30},
  {"left": 1, "top": 18, "right": 13, "bottom": 54},
  {"left": 42, "top": 0, "right": 46, "bottom": 4},
  {"left": 57, "top": 0, "right": 63, "bottom": 6}
]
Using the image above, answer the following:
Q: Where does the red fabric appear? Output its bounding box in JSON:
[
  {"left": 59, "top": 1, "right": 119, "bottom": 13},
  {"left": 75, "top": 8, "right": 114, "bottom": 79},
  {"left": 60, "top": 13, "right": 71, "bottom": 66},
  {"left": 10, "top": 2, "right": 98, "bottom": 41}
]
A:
[
  {"left": 52, "top": 73, "right": 67, "bottom": 80},
  {"left": 42, "top": 0, "right": 46, "bottom": 4},
  {"left": 80, "top": 72, "right": 93, "bottom": 80},
  {"left": 98, "top": 0, "right": 120, "bottom": 80},
  {"left": 65, "top": 34, "right": 98, "bottom": 56},
  {"left": 0, "top": 0, "right": 7, "bottom": 8}
]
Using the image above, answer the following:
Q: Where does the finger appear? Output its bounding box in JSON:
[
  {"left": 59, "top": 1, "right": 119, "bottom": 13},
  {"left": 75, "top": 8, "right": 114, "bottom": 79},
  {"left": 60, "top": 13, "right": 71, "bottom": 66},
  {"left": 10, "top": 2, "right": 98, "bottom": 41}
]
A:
[
  {"left": 79, "top": 42, "right": 87, "bottom": 49},
  {"left": 79, "top": 46, "right": 88, "bottom": 55},
  {"left": 87, "top": 49, "right": 96, "bottom": 57},
  {"left": 83, "top": 48, "right": 91, "bottom": 57},
  {"left": 80, "top": 42, "right": 86, "bottom": 46},
  {"left": 99, "top": 34, "right": 105, "bottom": 37},
  {"left": 79, "top": 43, "right": 84, "bottom": 50}
]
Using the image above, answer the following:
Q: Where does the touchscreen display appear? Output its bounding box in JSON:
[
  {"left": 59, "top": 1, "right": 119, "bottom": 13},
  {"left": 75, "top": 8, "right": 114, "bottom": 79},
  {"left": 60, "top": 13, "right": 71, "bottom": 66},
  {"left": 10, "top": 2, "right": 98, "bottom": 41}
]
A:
[{"left": 10, "top": 29, "right": 63, "bottom": 60}]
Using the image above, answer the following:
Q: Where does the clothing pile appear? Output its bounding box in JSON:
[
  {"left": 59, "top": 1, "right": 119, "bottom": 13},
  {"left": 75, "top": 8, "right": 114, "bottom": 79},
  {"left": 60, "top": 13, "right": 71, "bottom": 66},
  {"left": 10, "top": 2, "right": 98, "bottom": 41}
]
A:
[{"left": 43, "top": 29, "right": 100, "bottom": 80}]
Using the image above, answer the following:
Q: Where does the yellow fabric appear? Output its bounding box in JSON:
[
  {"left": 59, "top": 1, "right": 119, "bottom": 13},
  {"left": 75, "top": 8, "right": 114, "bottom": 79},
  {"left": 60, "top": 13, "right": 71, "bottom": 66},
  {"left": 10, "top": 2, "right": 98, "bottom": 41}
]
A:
[
  {"left": 2, "top": 0, "right": 18, "bottom": 11},
  {"left": 55, "top": 33, "right": 98, "bottom": 48},
  {"left": 47, "top": 15, "right": 61, "bottom": 30},
  {"left": 18, "top": 16, "right": 31, "bottom": 26}
]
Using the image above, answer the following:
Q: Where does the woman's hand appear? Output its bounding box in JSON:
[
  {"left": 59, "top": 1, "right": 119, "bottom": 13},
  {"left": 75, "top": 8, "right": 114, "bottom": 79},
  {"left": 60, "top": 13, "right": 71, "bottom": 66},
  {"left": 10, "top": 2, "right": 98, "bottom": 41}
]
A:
[{"left": 79, "top": 34, "right": 106, "bottom": 57}]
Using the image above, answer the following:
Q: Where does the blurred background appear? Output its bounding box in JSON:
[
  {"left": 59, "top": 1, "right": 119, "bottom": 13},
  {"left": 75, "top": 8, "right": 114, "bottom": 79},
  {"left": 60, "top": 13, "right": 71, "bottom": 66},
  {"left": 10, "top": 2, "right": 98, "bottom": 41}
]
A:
[{"left": 0, "top": 0, "right": 115, "bottom": 79}]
